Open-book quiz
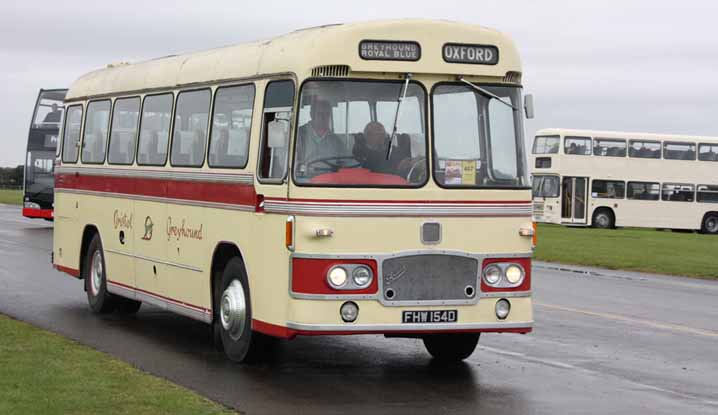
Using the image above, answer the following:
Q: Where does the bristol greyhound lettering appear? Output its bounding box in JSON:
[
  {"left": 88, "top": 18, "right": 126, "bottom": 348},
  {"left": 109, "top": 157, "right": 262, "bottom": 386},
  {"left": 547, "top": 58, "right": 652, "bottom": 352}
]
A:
[
  {"left": 166, "top": 217, "right": 203, "bottom": 242},
  {"left": 112, "top": 209, "right": 133, "bottom": 230}
]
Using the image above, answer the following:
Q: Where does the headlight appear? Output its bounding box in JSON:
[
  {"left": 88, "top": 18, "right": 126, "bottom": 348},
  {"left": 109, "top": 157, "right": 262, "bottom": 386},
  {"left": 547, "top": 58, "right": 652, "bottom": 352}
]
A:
[
  {"left": 505, "top": 265, "right": 524, "bottom": 284},
  {"left": 24, "top": 201, "right": 41, "bottom": 209},
  {"left": 352, "top": 266, "right": 372, "bottom": 287},
  {"left": 483, "top": 265, "right": 502, "bottom": 286},
  {"left": 327, "top": 267, "right": 348, "bottom": 288}
]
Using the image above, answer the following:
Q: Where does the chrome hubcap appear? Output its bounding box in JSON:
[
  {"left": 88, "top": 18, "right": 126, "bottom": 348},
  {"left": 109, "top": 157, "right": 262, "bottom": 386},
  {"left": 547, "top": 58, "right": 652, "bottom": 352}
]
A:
[
  {"left": 90, "top": 250, "right": 103, "bottom": 296},
  {"left": 220, "top": 280, "right": 246, "bottom": 341},
  {"left": 707, "top": 218, "right": 718, "bottom": 233}
]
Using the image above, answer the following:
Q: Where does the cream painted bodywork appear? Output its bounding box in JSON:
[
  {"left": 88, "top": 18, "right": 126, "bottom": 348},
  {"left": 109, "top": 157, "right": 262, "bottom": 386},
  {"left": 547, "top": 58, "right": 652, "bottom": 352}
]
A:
[
  {"left": 531, "top": 128, "right": 718, "bottom": 230},
  {"left": 54, "top": 20, "right": 533, "bottom": 333}
]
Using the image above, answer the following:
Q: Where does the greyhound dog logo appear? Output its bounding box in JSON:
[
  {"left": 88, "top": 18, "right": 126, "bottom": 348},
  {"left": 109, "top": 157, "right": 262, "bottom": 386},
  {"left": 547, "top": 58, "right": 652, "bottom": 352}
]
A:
[{"left": 141, "top": 216, "right": 153, "bottom": 240}]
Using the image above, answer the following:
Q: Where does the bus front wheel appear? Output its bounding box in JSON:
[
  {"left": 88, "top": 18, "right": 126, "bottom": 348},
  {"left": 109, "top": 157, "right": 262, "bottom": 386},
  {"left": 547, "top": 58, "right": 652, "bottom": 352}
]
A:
[
  {"left": 83, "top": 234, "right": 116, "bottom": 314},
  {"left": 592, "top": 209, "right": 615, "bottom": 229},
  {"left": 422, "top": 333, "right": 480, "bottom": 362},
  {"left": 215, "top": 257, "right": 271, "bottom": 363},
  {"left": 702, "top": 214, "right": 718, "bottom": 234}
]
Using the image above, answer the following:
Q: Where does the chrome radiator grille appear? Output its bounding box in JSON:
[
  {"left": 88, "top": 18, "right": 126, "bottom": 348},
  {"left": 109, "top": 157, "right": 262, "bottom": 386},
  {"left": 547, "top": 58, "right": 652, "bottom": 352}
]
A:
[{"left": 382, "top": 254, "right": 479, "bottom": 303}]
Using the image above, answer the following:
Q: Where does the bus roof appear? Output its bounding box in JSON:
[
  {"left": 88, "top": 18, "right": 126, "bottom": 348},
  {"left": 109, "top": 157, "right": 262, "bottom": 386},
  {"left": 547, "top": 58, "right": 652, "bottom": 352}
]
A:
[
  {"left": 535, "top": 128, "right": 718, "bottom": 143},
  {"left": 65, "top": 19, "right": 522, "bottom": 102}
]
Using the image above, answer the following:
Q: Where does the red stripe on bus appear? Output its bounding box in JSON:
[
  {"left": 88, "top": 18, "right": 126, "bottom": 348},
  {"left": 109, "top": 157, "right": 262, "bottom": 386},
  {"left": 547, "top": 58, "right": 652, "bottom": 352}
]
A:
[
  {"left": 55, "top": 173, "right": 258, "bottom": 207},
  {"left": 23, "top": 207, "right": 54, "bottom": 219},
  {"left": 252, "top": 319, "right": 297, "bottom": 339},
  {"left": 54, "top": 264, "right": 81, "bottom": 278},
  {"left": 291, "top": 258, "right": 379, "bottom": 295}
]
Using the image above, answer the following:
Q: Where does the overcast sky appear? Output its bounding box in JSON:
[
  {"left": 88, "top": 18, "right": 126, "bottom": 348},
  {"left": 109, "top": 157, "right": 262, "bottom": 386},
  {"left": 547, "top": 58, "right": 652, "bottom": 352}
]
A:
[{"left": 2, "top": 0, "right": 717, "bottom": 167}]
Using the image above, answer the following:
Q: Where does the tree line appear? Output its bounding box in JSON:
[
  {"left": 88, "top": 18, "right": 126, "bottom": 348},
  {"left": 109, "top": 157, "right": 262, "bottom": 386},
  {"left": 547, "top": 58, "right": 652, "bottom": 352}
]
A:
[{"left": 0, "top": 166, "right": 24, "bottom": 188}]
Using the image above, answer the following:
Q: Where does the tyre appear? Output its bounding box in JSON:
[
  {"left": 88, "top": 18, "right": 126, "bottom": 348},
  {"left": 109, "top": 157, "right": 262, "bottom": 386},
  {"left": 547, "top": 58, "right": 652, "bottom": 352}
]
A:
[
  {"left": 422, "top": 333, "right": 480, "bottom": 362},
  {"left": 83, "top": 233, "right": 116, "bottom": 314},
  {"left": 701, "top": 214, "right": 718, "bottom": 234},
  {"left": 592, "top": 209, "right": 614, "bottom": 229},
  {"left": 214, "top": 257, "right": 271, "bottom": 363},
  {"left": 116, "top": 297, "right": 142, "bottom": 314}
]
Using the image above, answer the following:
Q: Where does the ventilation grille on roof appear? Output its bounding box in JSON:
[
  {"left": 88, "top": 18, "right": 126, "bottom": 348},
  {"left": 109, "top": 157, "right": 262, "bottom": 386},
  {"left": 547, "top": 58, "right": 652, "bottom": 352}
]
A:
[
  {"left": 312, "top": 65, "right": 350, "bottom": 77},
  {"left": 503, "top": 71, "right": 522, "bottom": 84}
]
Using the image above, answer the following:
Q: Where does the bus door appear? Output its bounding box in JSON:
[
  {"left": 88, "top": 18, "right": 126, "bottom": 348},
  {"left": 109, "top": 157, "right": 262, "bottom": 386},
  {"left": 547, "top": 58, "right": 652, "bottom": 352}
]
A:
[
  {"left": 561, "top": 176, "right": 588, "bottom": 224},
  {"left": 23, "top": 88, "right": 67, "bottom": 219}
]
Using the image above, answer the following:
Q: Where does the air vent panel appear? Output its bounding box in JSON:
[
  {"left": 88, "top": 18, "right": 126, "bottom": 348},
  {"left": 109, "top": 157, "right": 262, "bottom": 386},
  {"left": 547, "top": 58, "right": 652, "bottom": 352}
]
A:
[{"left": 311, "top": 65, "right": 350, "bottom": 77}]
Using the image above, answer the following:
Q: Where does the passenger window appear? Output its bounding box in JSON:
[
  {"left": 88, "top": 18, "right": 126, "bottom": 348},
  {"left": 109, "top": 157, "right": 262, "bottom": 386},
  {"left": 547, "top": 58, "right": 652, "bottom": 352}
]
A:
[
  {"left": 592, "top": 180, "right": 625, "bottom": 199},
  {"left": 594, "top": 139, "right": 626, "bottom": 157},
  {"left": 697, "top": 185, "right": 718, "bottom": 203},
  {"left": 564, "top": 136, "right": 591, "bottom": 155},
  {"left": 627, "top": 182, "right": 660, "bottom": 201},
  {"left": 698, "top": 143, "right": 718, "bottom": 161},
  {"left": 81, "top": 100, "right": 111, "bottom": 164},
  {"left": 532, "top": 135, "right": 559, "bottom": 154},
  {"left": 629, "top": 140, "right": 661, "bottom": 159},
  {"left": 137, "top": 94, "right": 173, "bottom": 166},
  {"left": 108, "top": 97, "right": 140, "bottom": 165},
  {"left": 171, "top": 89, "right": 211, "bottom": 167},
  {"left": 661, "top": 183, "right": 694, "bottom": 202},
  {"left": 61, "top": 105, "right": 83, "bottom": 163},
  {"left": 258, "top": 80, "right": 295, "bottom": 181},
  {"left": 663, "top": 142, "right": 696, "bottom": 160},
  {"left": 208, "top": 85, "right": 255, "bottom": 168}
]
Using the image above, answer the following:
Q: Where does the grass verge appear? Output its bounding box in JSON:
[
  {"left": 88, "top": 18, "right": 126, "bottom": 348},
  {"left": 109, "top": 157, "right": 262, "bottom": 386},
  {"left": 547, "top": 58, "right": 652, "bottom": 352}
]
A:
[
  {"left": 0, "top": 188, "right": 22, "bottom": 205},
  {"left": 0, "top": 314, "right": 234, "bottom": 415},
  {"left": 534, "top": 224, "right": 718, "bottom": 279}
]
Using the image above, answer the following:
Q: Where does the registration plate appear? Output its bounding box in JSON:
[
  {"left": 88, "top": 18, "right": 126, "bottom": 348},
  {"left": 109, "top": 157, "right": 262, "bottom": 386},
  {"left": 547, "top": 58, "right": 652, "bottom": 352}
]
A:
[{"left": 402, "top": 310, "right": 457, "bottom": 324}]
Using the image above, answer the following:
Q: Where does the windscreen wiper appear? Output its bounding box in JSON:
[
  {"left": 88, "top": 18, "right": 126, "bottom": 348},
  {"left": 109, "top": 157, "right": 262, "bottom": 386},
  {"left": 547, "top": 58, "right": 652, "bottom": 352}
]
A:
[
  {"left": 386, "top": 73, "right": 412, "bottom": 160},
  {"left": 459, "top": 78, "right": 517, "bottom": 110}
]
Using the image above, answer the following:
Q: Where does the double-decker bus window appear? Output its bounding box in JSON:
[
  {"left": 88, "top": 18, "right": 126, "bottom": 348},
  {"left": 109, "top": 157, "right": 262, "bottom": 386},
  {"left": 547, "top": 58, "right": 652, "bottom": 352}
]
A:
[
  {"left": 532, "top": 135, "right": 559, "bottom": 154},
  {"left": 62, "top": 105, "right": 83, "bottom": 163},
  {"left": 81, "top": 100, "right": 111, "bottom": 164},
  {"left": 592, "top": 180, "right": 625, "bottom": 199},
  {"left": 594, "top": 138, "right": 627, "bottom": 157},
  {"left": 532, "top": 175, "right": 559, "bottom": 198},
  {"left": 137, "top": 93, "right": 173, "bottom": 166},
  {"left": 433, "top": 83, "right": 526, "bottom": 187},
  {"left": 108, "top": 97, "right": 140, "bottom": 165},
  {"left": 259, "top": 80, "right": 295, "bottom": 181},
  {"left": 697, "top": 185, "right": 718, "bottom": 203},
  {"left": 564, "top": 136, "right": 591, "bottom": 155},
  {"left": 663, "top": 141, "right": 696, "bottom": 160},
  {"left": 661, "top": 183, "right": 695, "bottom": 202},
  {"left": 627, "top": 181, "right": 660, "bottom": 201},
  {"left": 208, "top": 84, "right": 255, "bottom": 169},
  {"left": 170, "top": 89, "right": 211, "bottom": 167},
  {"left": 698, "top": 143, "right": 718, "bottom": 161},
  {"left": 629, "top": 140, "right": 661, "bottom": 158}
]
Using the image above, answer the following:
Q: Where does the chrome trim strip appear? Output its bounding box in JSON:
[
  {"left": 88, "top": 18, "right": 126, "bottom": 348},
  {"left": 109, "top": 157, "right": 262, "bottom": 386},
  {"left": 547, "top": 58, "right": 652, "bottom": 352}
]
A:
[
  {"left": 107, "top": 282, "right": 212, "bottom": 323},
  {"left": 286, "top": 321, "right": 533, "bottom": 332},
  {"left": 106, "top": 249, "right": 203, "bottom": 272},
  {"left": 265, "top": 200, "right": 531, "bottom": 217},
  {"left": 55, "top": 165, "right": 254, "bottom": 185},
  {"left": 56, "top": 188, "right": 255, "bottom": 211}
]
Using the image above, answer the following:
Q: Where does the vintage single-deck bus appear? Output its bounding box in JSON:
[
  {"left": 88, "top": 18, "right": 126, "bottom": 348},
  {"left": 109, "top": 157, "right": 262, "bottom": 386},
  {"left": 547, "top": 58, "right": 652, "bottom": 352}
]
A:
[
  {"left": 531, "top": 128, "right": 718, "bottom": 233},
  {"left": 53, "top": 20, "right": 536, "bottom": 362},
  {"left": 24, "top": 88, "right": 67, "bottom": 219}
]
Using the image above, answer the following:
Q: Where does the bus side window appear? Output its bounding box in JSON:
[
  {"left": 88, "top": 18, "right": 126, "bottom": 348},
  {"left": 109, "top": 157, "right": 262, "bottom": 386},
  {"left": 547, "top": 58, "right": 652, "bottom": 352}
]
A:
[
  {"left": 137, "top": 93, "right": 173, "bottom": 166},
  {"left": 208, "top": 84, "right": 255, "bottom": 169},
  {"left": 81, "top": 100, "right": 111, "bottom": 164},
  {"left": 170, "top": 89, "right": 211, "bottom": 167},
  {"left": 61, "top": 105, "right": 83, "bottom": 163},
  {"left": 108, "top": 97, "right": 140, "bottom": 165},
  {"left": 258, "top": 80, "right": 295, "bottom": 182}
]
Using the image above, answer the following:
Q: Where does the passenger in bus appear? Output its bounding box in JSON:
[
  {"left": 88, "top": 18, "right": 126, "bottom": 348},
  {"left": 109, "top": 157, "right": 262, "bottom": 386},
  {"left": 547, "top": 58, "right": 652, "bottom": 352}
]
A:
[
  {"left": 353, "top": 121, "right": 412, "bottom": 175},
  {"left": 43, "top": 103, "right": 62, "bottom": 124},
  {"left": 296, "top": 98, "right": 348, "bottom": 176}
]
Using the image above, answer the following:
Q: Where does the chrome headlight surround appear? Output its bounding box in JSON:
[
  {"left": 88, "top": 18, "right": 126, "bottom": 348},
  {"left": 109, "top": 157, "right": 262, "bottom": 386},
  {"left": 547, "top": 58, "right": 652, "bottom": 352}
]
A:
[
  {"left": 352, "top": 265, "right": 373, "bottom": 288},
  {"left": 482, "top": 262, "right": 526, "bottom": 288},
  {"left": 327, "top": 264, "right": 374, "bottom": 290}
]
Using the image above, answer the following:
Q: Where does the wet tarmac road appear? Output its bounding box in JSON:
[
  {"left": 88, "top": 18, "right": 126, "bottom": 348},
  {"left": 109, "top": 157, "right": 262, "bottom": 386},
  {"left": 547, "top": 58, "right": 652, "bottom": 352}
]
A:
[{"left": 1, "top": 204, "right": 717, "bottom": 414}]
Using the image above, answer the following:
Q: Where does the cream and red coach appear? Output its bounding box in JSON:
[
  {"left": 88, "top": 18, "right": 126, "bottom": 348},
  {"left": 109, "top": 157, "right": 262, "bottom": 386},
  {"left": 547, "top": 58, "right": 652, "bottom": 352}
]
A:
[{"left": 53, "top": 19, "right": 535, "bottom": 362}]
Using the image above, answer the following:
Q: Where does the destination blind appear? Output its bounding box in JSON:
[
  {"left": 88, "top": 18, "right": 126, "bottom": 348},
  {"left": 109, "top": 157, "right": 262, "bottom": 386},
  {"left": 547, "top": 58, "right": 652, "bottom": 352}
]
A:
[{"left": 359, "top": 40, "right": 421, "bottom": 61}]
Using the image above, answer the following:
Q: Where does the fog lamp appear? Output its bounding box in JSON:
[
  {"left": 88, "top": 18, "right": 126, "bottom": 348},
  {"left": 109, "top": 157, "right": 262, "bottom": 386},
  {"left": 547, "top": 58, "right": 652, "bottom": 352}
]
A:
[
  {"left": 495, "top": 299, "right": 511, "bottom": 320},
  {"left": 340, "top": 301, "right": 359, "bottom": 323}
]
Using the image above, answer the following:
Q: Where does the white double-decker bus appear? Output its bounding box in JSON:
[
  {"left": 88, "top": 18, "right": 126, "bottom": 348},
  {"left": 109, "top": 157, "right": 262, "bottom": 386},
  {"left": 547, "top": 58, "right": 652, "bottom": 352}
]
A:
[
  {"left": 53, "top": 20, "right": 536, "bottom": 363},
  {"left": 531, "top": 128, "right": 718, "bottom": 233}
]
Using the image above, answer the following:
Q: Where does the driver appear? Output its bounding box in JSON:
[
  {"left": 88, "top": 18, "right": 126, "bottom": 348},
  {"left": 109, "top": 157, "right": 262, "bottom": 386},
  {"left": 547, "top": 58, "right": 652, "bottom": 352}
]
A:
[
  {"left": 43, "top": 103, "right": 62, "bottom": 124},
  {"left": 353, "top": 121, "right": 412, "bottom": 175},
  {"left": 296, "top": 98, "right": 348, "bottom": 177}
]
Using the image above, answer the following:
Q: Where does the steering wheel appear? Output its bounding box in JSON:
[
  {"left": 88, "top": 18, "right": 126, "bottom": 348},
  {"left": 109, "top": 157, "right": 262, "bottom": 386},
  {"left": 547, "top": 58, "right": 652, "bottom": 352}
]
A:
[
  {"left": 406, "top": 157, "right": 427, "bottom": 183},
  {"left": 305, "top": 156, "right": 361, "bottom": 171}
]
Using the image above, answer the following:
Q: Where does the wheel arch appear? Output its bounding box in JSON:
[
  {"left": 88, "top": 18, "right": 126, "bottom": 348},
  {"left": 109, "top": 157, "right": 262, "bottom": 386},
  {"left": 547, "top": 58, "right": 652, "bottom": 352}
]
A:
[
  {"left": 210, "top": 241, "right": 249, "bottom": 316},
  {"left": 701, "top": 211, "right": 718, "bottom": 233},
  {"left": 592, "top": 206, "right": 616, "bottom": 227},
  {"left": 79, "top": 224, "right": 101, "bottom": 281}
]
